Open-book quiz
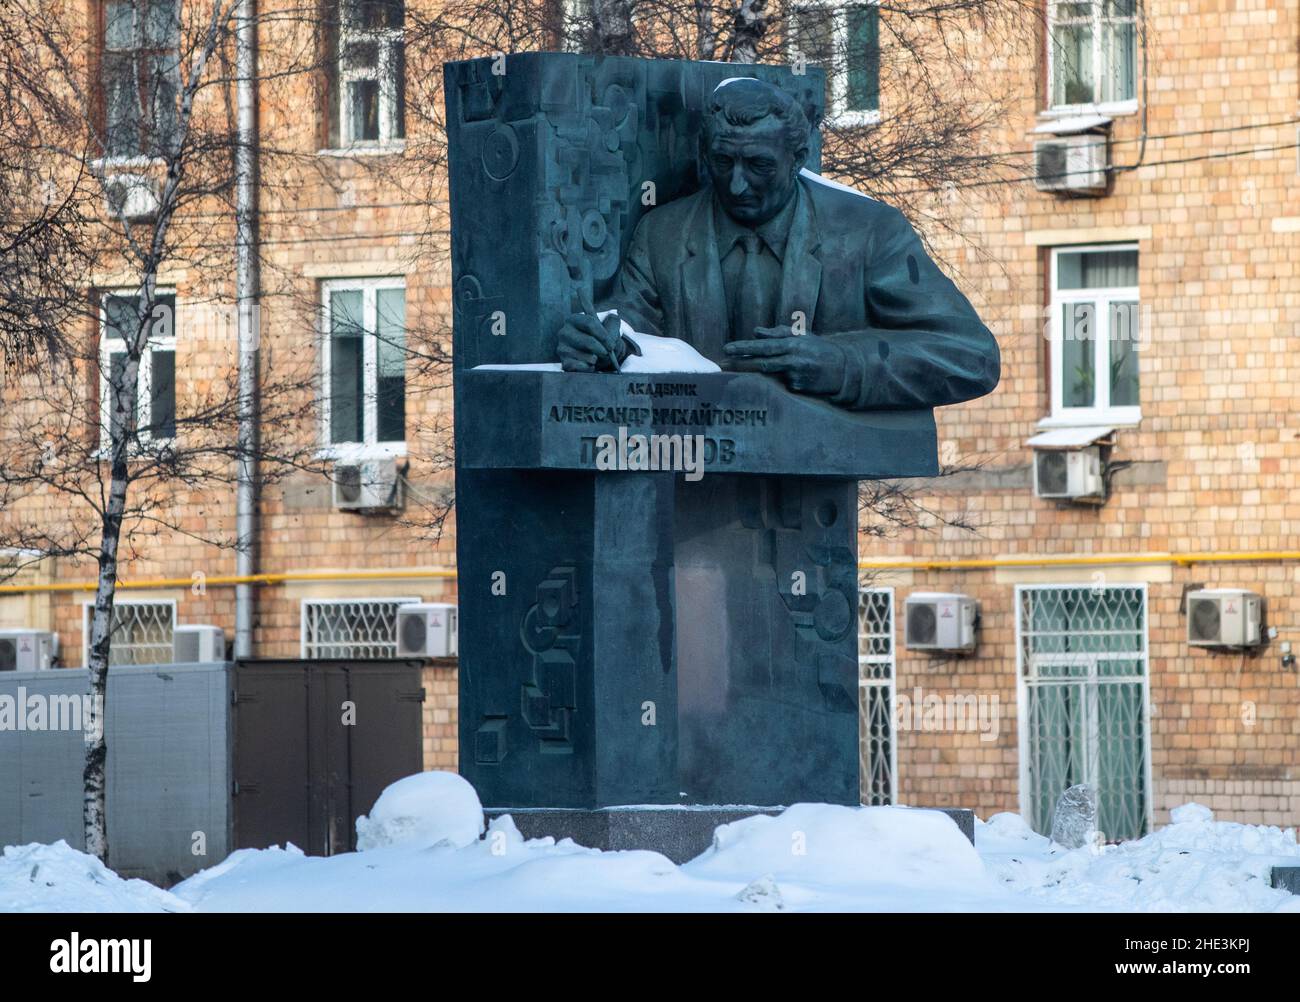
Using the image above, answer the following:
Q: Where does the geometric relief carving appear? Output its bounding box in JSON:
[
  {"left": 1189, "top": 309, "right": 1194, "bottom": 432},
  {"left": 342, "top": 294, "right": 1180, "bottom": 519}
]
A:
[
  {"left": 519, "top": 565, "right": 581, "bottom": 751},
  {"left": 763, "top": 479, "right": 858, "bottom": 713}
]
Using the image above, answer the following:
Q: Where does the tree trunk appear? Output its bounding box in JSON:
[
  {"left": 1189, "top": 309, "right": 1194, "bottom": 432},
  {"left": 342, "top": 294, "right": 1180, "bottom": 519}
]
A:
[
  {"left": 83, "top": 315, "right": 144, "bottom": 863},
  {"left": 731, "top": 0, "right": 768, "bottom": 64},
  {"left": 696, "top": 0, "right": 717, "bottom": 60},
  {"left": 591, "top": 0, "right": 634, "bottom": 55}
]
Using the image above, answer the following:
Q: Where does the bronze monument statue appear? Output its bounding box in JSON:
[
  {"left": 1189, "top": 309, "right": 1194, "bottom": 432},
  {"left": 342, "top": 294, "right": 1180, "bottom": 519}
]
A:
[{"left": 557, "top": 77, "right": 999, "bottom": 413}]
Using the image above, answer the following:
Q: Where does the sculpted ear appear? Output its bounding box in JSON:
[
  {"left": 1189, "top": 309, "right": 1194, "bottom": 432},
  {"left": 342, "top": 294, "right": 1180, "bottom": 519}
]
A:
[{"left": 792, "top": 144, "right": 809, "bottom": 176}]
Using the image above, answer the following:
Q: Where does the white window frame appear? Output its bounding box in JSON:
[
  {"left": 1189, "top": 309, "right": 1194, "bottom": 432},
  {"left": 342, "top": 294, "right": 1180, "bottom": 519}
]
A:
[
  {"left": 337, "top": 0, "right": 405, "bottom": 149},
  {"left": 300, "top": 596, "right": 420, "bottom": 659},
  {"left": 319, "top": 276, "right": 408, "bottom": 462},
  {"left": 1014, "top": 582, "right": 1153, "bottom": 840},
  {"left": 1047, "top": 243, "right": 1141, "bottom": 427},
  {"left": 858, "top": 585, "right": 897, "bottom": 806},
  {"left": 788, "top": 0, "right": 882, "bottom": 128},
  {"left": 81, "top": 597, "right": 177, "bottom": 667},
  {"left": 1043, "top": 0, "right": 1139, "bottom": 118},
  {"left": 98, "top": 288, "right": 177, "bottom": 452}
]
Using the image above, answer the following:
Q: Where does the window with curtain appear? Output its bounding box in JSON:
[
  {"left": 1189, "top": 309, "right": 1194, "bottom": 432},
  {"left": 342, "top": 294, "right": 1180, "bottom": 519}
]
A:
[
  {"left": 335, "top": 0, "right": 405, "bottom": 146},
  {"left": 99, "top": 291, "right": 177, "bottom": 449},
  {"left": 1049, "top": 245, "right": 1140, "bottom": 423},
  {"left": 789, "top": 1, "right": 880, "bottom": 125},
  {"left": 1048, "top": 0, "right": 1138, "bottom": 110},
  {"left": 101, "top": 0, "right": 182, "bottom": 159},
  {"left": 322, "top": 278, "right": 407, "bottom": 454}
]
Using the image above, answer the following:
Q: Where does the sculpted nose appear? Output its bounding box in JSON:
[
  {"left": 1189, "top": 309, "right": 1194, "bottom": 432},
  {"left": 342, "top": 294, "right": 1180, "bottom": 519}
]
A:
[{"left": 729, "top": 166, "right": 748, "bottom": 197}]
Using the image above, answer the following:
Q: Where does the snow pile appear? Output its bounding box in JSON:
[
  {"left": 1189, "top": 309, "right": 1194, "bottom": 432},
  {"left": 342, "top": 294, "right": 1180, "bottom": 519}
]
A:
[
  {"left": 6, "top": 780, "right": 1300, "bottom": 912},
  {"left": 978, "top": 805, "right": 1300, "bottom": 912},
  {"left": 355, "top": 771, "right": 485, "bottom": 851},
  {"left": 685, "top": 804, "right": 1005, "bottom": 910},
  {"left": 0, "top": 841, "right": 188, "bottom": 913}
]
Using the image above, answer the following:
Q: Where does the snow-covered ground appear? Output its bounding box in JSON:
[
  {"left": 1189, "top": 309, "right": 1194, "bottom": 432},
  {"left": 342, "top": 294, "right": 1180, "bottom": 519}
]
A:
[{"left": 3, "top": 773, "right": 1298, "bottom": 913}]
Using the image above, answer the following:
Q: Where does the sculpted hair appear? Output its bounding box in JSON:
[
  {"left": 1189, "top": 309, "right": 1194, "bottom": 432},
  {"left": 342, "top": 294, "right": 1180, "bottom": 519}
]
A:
[{"left": 704, "top": 79, "right": 812, "bottom": 155}]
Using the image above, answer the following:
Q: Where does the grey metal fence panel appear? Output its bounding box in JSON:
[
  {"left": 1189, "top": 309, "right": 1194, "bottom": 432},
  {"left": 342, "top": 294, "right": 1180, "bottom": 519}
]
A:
[
  {"left": 0, "top": 669, "right": 91, "bottom": 851},
  {"left": 105, "top": 662, "right": 233, "bottom": 883}
]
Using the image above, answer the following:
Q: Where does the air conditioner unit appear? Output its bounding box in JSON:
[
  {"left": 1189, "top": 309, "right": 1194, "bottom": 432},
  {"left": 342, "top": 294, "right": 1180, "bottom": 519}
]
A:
[
  {"left": 0, "top": 630, "right": 56, "bottom": 671},
  {"left": 904, "top": 593, "right": 978, "bottom": 652},
  {"left": 1033, "top": 135, "right": 1109, "bottom": 195},
  {"left": 1187, "top": 589, "right": 1263, "bottom": 648},
  {"left": 104, "top": 174, "right": 160, "bottom": 221},
  {"left": 396, "top": 603, "right": 458, "bottom": 658},
  {"left": 1034, "top": 446, "right": 1105, "bottom": 502},
  {"left": 173, "top": 624, "right": 226, "bottom": 663},
  {"left": 333, "top": 459, "right": 403, "bottom": 512}
]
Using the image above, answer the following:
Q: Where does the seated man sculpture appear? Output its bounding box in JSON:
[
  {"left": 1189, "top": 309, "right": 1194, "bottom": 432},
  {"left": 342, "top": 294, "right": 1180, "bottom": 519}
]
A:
[{"left": 557, "top": 77, "right": 1000, "bottom": 411}]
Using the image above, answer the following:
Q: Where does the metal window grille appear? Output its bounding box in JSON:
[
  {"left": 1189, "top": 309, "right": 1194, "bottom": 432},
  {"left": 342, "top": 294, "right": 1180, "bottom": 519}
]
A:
[
  {"left": 82, "top": 599, "right": 177, "bottom": 666},
  {"left": 301, "top": 597, "right": 419, "bottom": 659},
  {"left": 1017, "top": 584, "right": 1151, "bottom": 841},
  {"left": 859, "top": 586, "right": 896, "bottom": 806}
]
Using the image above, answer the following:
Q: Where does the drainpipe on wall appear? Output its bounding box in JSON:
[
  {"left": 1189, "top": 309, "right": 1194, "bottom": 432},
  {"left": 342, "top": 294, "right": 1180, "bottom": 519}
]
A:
[{"left": 234, "top": 0, "right": 259, "bottom": 659}]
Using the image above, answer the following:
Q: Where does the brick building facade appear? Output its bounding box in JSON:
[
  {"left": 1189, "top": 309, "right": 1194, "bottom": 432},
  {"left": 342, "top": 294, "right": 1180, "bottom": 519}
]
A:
[{"left": 2, "top": 1, "right": 1297, "bottom": 832}]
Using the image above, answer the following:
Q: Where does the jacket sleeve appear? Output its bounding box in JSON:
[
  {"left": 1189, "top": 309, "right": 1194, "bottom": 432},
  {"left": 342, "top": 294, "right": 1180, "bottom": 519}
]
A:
[
  {"left": 822, "top": 206, "right": 1000, "bottom": 410},
  {"left": 600, "top": 213, "right": 665, "bottom": 339}
]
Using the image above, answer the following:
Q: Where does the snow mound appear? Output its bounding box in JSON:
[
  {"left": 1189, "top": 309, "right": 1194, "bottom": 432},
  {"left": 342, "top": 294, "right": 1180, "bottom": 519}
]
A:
[
  {"left": 980, "top": 802, "right": 1300, "bottom": 912},
  {"left": 0, "top": 842, "right": 187, "bottom": 913},
  {"left": 1170, "top": 802, "right": 1213, "bottom": 824},
  {"left": 356, "top": 772, "right": 485, "bottom": 852},
  {"left": 684, "top": 804, "right": 1002, "bottom": 909}
]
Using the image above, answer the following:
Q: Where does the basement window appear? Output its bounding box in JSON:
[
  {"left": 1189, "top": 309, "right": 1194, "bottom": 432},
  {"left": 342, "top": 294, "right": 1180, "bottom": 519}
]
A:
[
  {"left": 81, "top": 598, "right": 177, "bottom": 666},
  {"left": 301, "top": 597, "right": 419, "bottom": 659}
]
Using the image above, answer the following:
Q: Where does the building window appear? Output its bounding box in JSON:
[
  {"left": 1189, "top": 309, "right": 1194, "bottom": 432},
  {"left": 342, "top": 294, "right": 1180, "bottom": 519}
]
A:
[
  {"left": 1047, "top": 0, "right": 1137, "bottom": 111},
  {"left": 1016, "top": 584, "right": 1151, "bottom": 841},
  {"left": 82, "top": 598, "right": 176, "bottom": 666},
  {"left": 1048, "top": 245, "right": 1140, "bottom": 424},
  {"left": 321, "top": 278, "right": 406, "bottom": 456},
  {"left": 789, "top": 1, "right": 880, "bottom": 126},
  {"left": 302, "top": 597, "right": 419, "bottom": 658},
  {"left": 859, "top": 587, "right": 896, "bottom": 806},
  {"left": 101, "top": 0, "right": 182, "bottom": 159},
  {"left": 99, "top": 291, "right": 177, "bottom": 449},
  {"left": 336, "top": 0, "right": 405, "bottom": 147}
]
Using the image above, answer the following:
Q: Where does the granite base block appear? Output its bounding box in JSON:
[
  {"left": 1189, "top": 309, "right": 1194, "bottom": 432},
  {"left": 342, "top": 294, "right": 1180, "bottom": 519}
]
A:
[
  {"left": 1271, "top": 866, "right": 1300, "bottom": 894},
  {"left": 486, "top": 805, "right": 976, "bottom": 865}
]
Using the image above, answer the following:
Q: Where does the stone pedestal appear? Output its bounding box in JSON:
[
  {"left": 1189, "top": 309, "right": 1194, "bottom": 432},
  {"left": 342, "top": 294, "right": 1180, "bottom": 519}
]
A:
[
  {"left": 455, "top": 370, "right": 936, "bottom": 809},
  {"left": 485, "top": 806, "right": 977, "bottom": 864}
]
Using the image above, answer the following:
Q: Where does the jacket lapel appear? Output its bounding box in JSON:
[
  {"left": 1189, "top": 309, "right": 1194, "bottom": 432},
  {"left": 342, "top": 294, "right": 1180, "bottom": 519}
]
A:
[
  {"left": 678, "top": 191, "right": 729, "bottom": 362},
  {"left": 777, "top": 180, "right": 823, "bottom": 332}
]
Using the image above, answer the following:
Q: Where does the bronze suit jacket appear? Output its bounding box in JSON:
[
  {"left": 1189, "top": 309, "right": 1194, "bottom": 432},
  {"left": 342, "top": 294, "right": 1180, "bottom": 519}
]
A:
[{"left": 604, "top": 174, "right": 1001, "bottom": 411}]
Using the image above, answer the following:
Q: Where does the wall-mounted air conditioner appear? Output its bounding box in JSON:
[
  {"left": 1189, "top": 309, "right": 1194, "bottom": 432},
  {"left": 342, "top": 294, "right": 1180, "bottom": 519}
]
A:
[
  {"left": 1186, "top": 589, "right": 1263, "bottom": 648},
  {"left": 0, "top": 630, "right": 56, "bottom": 671},
  {"left": 104, "top": 174, "right": 161, "bottom": 221},
  {"left": 396, "top": 603, "right": 458, "bottom": 658},
  {"left": 333, "top": 459, "right": 403, "bottom": 512},
  {"left": 904, "top": 593, "right": 978, "bottom": 653},
  {"left": 1033, "top": 134, "right": 1109, "bottom": 195},
  {"left": 1034, "top": 446, "right": 1105, "bottom": 502},
  {"left": 173, "top": 624, "right": 226, "bottom": 663}
]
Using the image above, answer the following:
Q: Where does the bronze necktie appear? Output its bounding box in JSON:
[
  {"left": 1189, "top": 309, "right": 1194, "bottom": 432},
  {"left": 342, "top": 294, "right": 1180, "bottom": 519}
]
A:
[{"left": 732, "top": 232, "right": 767, "bottom": 344}]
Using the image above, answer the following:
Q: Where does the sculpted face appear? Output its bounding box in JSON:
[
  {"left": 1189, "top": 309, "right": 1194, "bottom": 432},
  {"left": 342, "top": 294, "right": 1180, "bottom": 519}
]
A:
[{"left": 705, "top": 119, "right": 806, "bottom": 226}]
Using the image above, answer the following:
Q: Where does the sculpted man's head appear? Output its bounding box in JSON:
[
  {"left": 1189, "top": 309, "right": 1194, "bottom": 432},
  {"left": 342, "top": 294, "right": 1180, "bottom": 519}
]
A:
[{"left": 703, "top": 79, "right": 812, "bottom": 226}]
